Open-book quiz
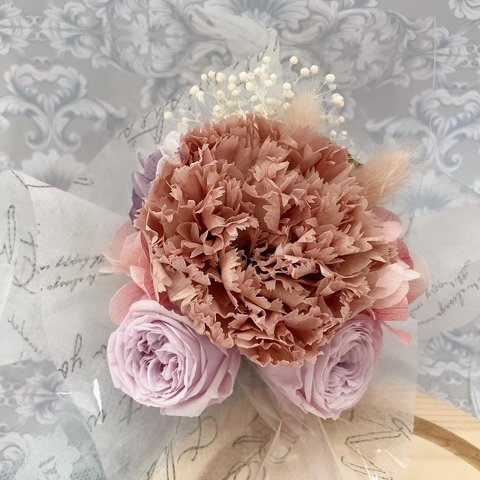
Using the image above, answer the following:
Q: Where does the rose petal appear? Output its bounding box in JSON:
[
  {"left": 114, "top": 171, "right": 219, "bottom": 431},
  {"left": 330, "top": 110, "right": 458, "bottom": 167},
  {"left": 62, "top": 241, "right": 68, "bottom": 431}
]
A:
[
  {"left": 261, "top": 313, "right": 382, "bottom": 419},
  {"left": 107, "top": 300, "right": 240, "bottom": 416}
]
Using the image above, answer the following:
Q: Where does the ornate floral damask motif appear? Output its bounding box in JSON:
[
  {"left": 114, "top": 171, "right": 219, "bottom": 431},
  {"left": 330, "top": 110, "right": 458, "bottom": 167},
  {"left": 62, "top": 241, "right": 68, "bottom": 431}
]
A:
[
  {"left": 0, "top": 63, "right": 127, "bottom": 153},
  {"left": 0, "top": 3, "right": 31, "bottom": 55},
  {"left": 42, "top": 0, "right": 230, "bottom": 77},
  {"left": 0, "top": 0, "right": 478, "bottom": 180},
  {"left": 0, "top": 429, "right": 81, "bottom": 479},
  {"left": 0, "top": 361, "right": 62, "bottom": 430},
  {"left": 314, "top": 10, "right": 469, "bottom": 89},
  {"left": 38, "top": 1, "right": 474, "bottom": 104},
  {"left": 21, "top": 150, "right": 85, "bottom": 190},
  {"left": 366, "top": 87, "right": 480, "bottom": 173},
  {"left": 13, "top": 371, "right": 63, "bottom": 425},
  {"left": 203, "top": 0, "right": 310, "bottom": 29},
  {"left": 449, "top": 0, "right": 480, "bottom": 21},
  {"left": 395, "top": 169, "right": 465, "bottom": 216},
  {"left": 419, "top": 320, "right": 480, "bottom": 417},
  {"left": 0, "top": 360, "right": 105, "bottom": 479}
]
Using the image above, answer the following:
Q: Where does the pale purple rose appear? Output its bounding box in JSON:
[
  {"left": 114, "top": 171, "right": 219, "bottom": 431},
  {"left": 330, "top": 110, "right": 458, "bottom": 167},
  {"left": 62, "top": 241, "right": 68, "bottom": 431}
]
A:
[
  {"left": 261, "top": 314, "right": 383, "bottom": 420},
  {"left": 107, "top": 299, "right": 241, "bottom": 416}
]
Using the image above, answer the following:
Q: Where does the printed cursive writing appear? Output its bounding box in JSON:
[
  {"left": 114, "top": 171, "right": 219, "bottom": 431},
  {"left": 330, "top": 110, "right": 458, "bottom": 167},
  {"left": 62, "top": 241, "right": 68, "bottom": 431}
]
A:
[
  {"left": 58, "top": 333, "right": 83, "bottom": 379},
  {"left": 7, "top": 314, "right": 43, "bottom": 354},
  {"left": 0, "top": 205, "right": 38, "bottom": 294},
  {"left": 119, "top": 394, "right": 142, "bottom": 425},
  {"left": 46, "top": 273, "right": 97, "bottom": 293}
]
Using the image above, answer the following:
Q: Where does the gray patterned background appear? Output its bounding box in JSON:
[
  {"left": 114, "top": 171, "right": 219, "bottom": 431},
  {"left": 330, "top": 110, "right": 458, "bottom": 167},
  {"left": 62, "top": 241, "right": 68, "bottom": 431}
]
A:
[{"left": 0, "top": 0, "right": 479, "bottom": 478}]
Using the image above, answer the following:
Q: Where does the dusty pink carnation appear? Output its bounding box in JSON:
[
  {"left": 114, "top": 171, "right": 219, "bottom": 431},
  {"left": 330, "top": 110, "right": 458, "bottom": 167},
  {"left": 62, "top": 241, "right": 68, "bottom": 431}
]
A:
[{"left": 136, "top": 114, "right": 402, "bottom": 366}]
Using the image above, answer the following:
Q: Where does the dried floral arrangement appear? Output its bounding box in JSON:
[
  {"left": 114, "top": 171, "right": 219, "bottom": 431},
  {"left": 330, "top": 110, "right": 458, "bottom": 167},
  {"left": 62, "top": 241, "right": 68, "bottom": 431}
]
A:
[{"left": 105, "top": 52, "right": 426, "bottom": 419}]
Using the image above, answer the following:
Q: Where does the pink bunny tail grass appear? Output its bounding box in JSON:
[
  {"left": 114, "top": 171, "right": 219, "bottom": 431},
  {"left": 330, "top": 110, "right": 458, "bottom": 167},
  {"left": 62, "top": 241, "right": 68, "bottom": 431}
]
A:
[
  {"left": 354, "top": 149, "right": 410, "bottom": 205},
  {"left": 284, "top": 91, "right": 324, "bottom": 133}
]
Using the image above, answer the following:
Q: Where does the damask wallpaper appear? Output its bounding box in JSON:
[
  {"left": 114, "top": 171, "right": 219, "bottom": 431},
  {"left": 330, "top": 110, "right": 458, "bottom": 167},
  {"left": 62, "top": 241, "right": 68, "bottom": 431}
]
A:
[{"left": 1, "top": 1, "right": 479, "bottom": 188}]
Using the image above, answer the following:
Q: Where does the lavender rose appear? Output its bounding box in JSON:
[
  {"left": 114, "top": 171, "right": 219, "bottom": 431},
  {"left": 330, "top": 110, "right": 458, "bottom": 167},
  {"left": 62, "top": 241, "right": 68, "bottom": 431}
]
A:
[
  {"left": 107, "top": 299, "right": 240, "bottom": 416},
  {"left": 261, "top": 314, "right": 382, "bottom": 419}
]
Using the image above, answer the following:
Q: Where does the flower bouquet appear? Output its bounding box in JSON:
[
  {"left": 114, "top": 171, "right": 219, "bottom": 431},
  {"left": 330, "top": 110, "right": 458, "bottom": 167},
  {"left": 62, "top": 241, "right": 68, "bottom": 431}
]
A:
[
  {"left": 1, "top": 33, "right": 480, "bottom": 480},
  {"left": 105, "top": 50, "right": 425, "bottom": 419}
]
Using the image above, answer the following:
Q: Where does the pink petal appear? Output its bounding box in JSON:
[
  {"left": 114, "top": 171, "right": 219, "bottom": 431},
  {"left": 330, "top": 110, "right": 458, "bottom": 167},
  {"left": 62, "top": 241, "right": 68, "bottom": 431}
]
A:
[
  {"left": 396, "top": 239, "right": 413, "bottom": 269},
  {"left": 130, "top": 265, "right": 156, "bottom": 299},
  {"left": 373, "top": 280, "right": 410, "bottom": 310},
  {"left": 139, "top": 232, "right": 152, "bottom": 269},
  {"left": 103, "top": 222, "right": 136, "bottom": 272},
  {"left": 375, "top": 207, "right": 402, "bottom": 242},
  {"left": 381, "top": 220, "right": 402, "bottom": 243},
  {"left": 407, "top": 251, "right": 429, "bottom": 303},
  {"left": 371, "top": 263, "right": 406, "bottom": 301},
  {"left": 374, "top": 207, "right": 400, "bottom": 223},
  {"left": 374, "top": 297, "right": 408, "bottom": 322},
  {"left": 109, "top": 282, "right": 145, "bottom": 324},
  {"left": 383, "top": 323, "right": 412, "bottom": 343}
]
